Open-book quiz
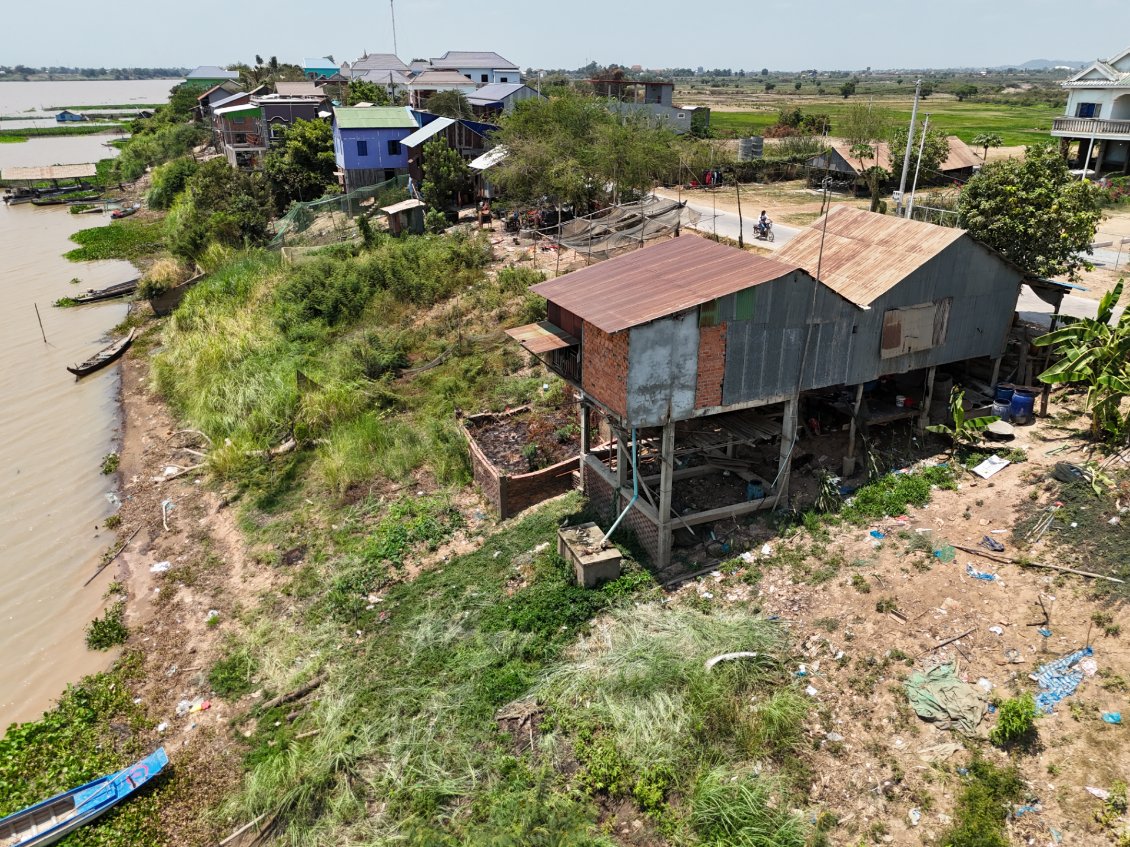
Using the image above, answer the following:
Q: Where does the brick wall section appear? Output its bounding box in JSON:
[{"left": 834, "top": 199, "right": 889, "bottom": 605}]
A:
[
  {"left": 580, "top": 321, "right": 628, "bottom": 418},
  {"left": 695, "top": 321, "right": 727, "bottom": 409},
  {"left": 581, "top": 456, "right": 660, "bottom": 565}
]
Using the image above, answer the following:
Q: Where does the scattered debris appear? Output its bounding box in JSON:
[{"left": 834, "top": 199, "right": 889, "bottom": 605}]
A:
[
  {"left": 149, "top": 561, "right": 171, "bottom": 573},
  {"left": 704, "top": 651, "right": 762, "bottom": 671},
  {"left": 1086, "top": 786, "right": 1111, "bottom": 801},
  {"left": 966, "top": 564, "right": 998, "bottom": 582},
  {"left": 971, "top": 455, "right": 1010, "bottom": 479},
  {"left": 980, "top": 535, "right": 1005, "bottom": 553},
  {"left": 1102, "top": 712, "right": 1122, "bottom": 724},
  {"left": 917, "top": 741, "right": 963, "bottom": 762}
]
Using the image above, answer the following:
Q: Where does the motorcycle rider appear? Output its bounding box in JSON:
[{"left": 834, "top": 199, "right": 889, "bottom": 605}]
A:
[{"left": 757, "top": 210, "right": 771, "bottom": 238}]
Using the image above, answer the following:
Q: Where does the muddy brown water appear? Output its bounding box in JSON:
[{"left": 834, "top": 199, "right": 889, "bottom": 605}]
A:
[{"left": 0, "top": 133, "right": 139, "bottom": 729}]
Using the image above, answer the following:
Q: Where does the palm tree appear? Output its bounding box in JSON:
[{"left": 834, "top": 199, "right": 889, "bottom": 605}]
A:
[{"left": 972, "top": 132, "right": 1003, "bottom": 163}]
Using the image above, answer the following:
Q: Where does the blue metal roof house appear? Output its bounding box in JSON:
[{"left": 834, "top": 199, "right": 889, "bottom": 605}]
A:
[
  {"left": 303, "top": 57, "right": 339, "bottom": 80},
  {"left": 332, "top": 106, "right": 420, "bottom": 193},
  {"left": 56, "top": 110, "right": 86, "bottom": 122}
]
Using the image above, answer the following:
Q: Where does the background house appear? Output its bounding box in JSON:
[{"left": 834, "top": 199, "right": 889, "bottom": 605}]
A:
[
  {"left": 195, "top": 81, "right": 243, "bottom": 122},
  {"left": 408, "top": 71, "right": 478, "bottom": 108},
  {"left": 429, "top": 51, "right": 520, "bottom": 85},
  {"left": 595, "top": 80, "right": 703, "bottom": 135},
  {"left": 184, "top": 65, "right": 240, "bottom": 89},
  {"left": 507, "top": 209, "right": 1023, "bottom": 568},
  {"left": 466, "top": 82, "right": 543, "bottom": 118},
  {"left": 303, "top": 57, "right": 339, "bottom": 80},
  {"left": 805, "top": 137, "right": 981, "bottom": 189},
  {"left": 351, "top": 53, "right": 410, "bottom": 76},
  {"left": 332, "top": 106, "right": 419, "bottom": 192},
  {"left": 401, "top": 115, "right": 497, "bottom": 198},
  {"left": 1052, "top": 45, "right": 1130, "bottom": 174},
  {"left": 255, "top": 91, "right": 330, "bottom": 144}
]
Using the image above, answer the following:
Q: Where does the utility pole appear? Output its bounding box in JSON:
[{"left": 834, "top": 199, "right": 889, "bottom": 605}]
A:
[
  {"left": 390, "top": 0, "right": 399, "bottom": 57},
  {"left": 896, "top": 79, "right": 922, "bottom": 217},
  {"left": 906, "top": 114, "right": 930, "bottom": 221}
]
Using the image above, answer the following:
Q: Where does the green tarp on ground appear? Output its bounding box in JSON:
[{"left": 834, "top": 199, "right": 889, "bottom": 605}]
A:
[{"left": 904, "top": 663, "right": 985, "bottom": 735}]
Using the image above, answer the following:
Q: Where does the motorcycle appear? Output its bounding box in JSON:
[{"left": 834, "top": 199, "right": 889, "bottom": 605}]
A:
[{"left": 755, "top": 219, "right": 775, "bottom": 242}]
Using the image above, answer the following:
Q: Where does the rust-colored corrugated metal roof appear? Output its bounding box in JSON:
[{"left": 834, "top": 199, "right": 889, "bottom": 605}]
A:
[
  {"left": 812, "top": 136, "right": 981, "bottom": 175},
  {"left": 774, "top": 206, "right": 965, "bottom": 308},
  {"left": 505, "top": 321, "right": 579, "bottom": 354},
  {"left": 530, "top": 235, "right": 800, "bottom": 334}
]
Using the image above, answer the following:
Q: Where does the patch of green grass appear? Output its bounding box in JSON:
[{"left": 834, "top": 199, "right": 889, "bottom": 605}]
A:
[
  {"left": 0, "top": 134, "right": 26, "bottom": 143},
  {"left": 710, "top": 99, "right": 1061, "bottom": 147},
  {"left": 0, "top": 124, "right": 123, "bottom": 138},
  {"left": 104, "top": 513, "right": 121, "bottom": 529},
  {"left": 209, "top": 646, "right": 259, "bottom": 699},
  {"left": 0, "top": 653, "right": 164, "bottom": 847},
  {"left": 690, "top": 767, "right": 807, "bottom": 847},
  {"left": 842, "top": 465, "right": 955, "bottom": 524},
  {"left": 65, "top": 219, "right": 165, "bottom": 262},
  {"left": 938, "top": 756, "right": 1025, "bottom": 847},
  {"left": 100, "top": 452, "right": 119, "bottom": 475},
  {"left": 989, "top": 693, "right": 1039, "bottom": 749},
  {"left": 851, "top": 573, "right": 871, "bottom": 593}
]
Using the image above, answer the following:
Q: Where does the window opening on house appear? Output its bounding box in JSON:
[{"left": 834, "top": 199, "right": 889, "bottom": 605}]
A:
[
  {"left": 1076, "top": 102, "right": 1099, "bottom": 118},
  {"left": 481, "top": 74, "right": 489, "bottom": 83},
  {"left": 387, "top": 139, "right": 401, "bottom": 156},
  {"left": 880, "top": 299, "right": 951, "bottom": 358},
  {"left": 356, "top": 139, "right": 368, "bottom": 157}
]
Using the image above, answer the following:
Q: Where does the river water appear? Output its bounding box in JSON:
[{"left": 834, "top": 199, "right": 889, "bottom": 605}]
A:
[
  {"left": 0, "top": 79, "right": 180, "bottom": 115},
  {"left": 0, "top": 83, "right": 170, "bottom": 729}
]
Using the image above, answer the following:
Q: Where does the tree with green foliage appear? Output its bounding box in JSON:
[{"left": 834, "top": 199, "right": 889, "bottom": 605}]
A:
[
  {"left": 958, "top": 142, "right": 1104, "bottom": 279},
  {"left": 972, "top": 131, "right": 1003, "bottom": 161},
  {"left": 839, "top": 80, "right": 857, "bottom": 98},
  {"left": 592, "top": 112, "right": 679, "bottom": 203},
  {"left": 954, "top": 83, "right": 979, "bottom": 101},
  {"left": 262, "top": 118, "right": 337, "bottom": 209},
  {"left": 166, "top": 158, "right": 273, "bottom": 260},
  {"left": 345, "top": 79, "right": 390, "bottom": 106},
  {"left": 1035, "top": 280, "right": 1130, "bottom": 441},
  {"left": 426, "top": 89, "right": 474, "bottom": 119},
  {"left": 842, "top": 102, "right": 891, "bottom": 211},
  {"left": 888, "top": 124, "right": 950, "bottom": 187},
  {"left": 146, "top": 156, "right": 198, "bottom": 209},
  {"left": 420, "top": 137, "right": 471, "bottom": 213}
]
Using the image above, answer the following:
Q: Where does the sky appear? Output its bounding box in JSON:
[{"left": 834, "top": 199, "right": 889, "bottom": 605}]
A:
[{"left": 4, "top": 0, "right": 1127, "bottom": 72}]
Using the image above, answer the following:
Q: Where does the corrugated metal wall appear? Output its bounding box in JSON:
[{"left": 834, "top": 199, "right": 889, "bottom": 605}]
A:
[{"left": 627, "top": 311, "right": 699, "bottom": 426}]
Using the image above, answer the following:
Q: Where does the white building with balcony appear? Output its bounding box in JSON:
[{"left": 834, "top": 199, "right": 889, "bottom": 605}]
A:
[{"left": 1052, "top": 45, "right": 1130, "bottom": 175}]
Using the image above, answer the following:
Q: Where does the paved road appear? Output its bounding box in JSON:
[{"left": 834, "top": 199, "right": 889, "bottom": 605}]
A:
[{"left": 664, "top": 194, "right": 801, "bottom": 248}]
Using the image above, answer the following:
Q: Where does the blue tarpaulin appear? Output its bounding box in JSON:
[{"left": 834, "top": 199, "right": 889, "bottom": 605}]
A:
[{"left": 1034, "top": 647, "right": 1093, "bottom": 713}]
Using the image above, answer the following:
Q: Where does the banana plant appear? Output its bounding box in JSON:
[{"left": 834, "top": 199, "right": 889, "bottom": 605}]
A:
[
  {"left": 1034, "top": 279, "right": 1130, "bottom": 441},
  {"left": 927, "top": 387, "right": 999, "bottom": 448}
]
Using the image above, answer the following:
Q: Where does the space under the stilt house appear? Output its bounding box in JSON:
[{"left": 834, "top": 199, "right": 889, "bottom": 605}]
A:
[{"left": 505, "top": 207, "right": 1068, "bottom": 575}]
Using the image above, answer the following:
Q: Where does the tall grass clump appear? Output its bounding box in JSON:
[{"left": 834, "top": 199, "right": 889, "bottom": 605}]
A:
[
  {"left": 538, "top": 606, "right": 804, "bottom": 819},
  {"left": 691, "top": 767, "right": 808, "bottom": 847}
]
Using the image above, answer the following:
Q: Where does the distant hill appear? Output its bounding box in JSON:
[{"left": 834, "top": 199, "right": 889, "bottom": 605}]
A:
[{"left": 1008, "top": 58, "right": 1087, "bottom": 70}]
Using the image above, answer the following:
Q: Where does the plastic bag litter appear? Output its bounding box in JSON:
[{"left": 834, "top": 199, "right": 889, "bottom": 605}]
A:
[
  {"left": 980, "top": 535, "right": 1005, "bottom": 552},
  {"left": 1034, "top": 646, "right": 1093, "bottom": 713},
  {"left": 904, "top": 663, "right": 986, "bottom": 734},
  {"left": 965, "top": 564, "right": 998, "bottom": 581},
  {"left": 149, "top": 561, "right": 171, "bottom": 573},
  {"left": 1102, "top": 712, "right": 1122, "bottom": 724},
  {"left": 933, "top": 545, "right": 956, "bottom": 562}
]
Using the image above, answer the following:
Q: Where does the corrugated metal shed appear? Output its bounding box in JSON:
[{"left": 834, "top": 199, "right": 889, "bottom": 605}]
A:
[
  {"left": 333, "top": 106, "right": 417, "bottom": 129},
  {"left": 466, "top": 82, "right": 529, "bottom": 103},
  {"left": 530, "top": 235, "right": 801, "bottom": 334},
  {"left": 774, "top": 206, "right": 964, "bottom": 307},
  {"left": 2, "top": 163, "right": 98, "bottom": 181}
]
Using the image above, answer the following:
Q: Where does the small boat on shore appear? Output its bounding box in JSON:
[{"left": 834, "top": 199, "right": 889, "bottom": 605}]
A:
[
  {"left": 110, "top": 203, "right": 140, "bottom": 220},
  {"left": 66, "top": 328, "right": 136, "bottom": 377},
  {"left": 69, "top": 278, "right": 139, "bottom": 304},
  {"left": 0, "top": 747, "right": 167, "bottom": 847}
]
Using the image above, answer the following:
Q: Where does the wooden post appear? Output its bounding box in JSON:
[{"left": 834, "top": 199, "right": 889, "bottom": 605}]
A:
[
  {"left": 988, "top": 356, "right": 1002, "bottom": 391},
  {"left": 918, "top": 366, "right": 936, "bottom": 433},
  {"left": 778, "top": 396, "right": 798, "bottom": 501},
  {"left": 658, "top": 421, "right": 676, "bottom": 569},
  {"left": 845, "top": 384, "right": 864, "bottom": 476},
  {"left": 1039, "top": 301, "right": 1061, "bottom": 417}
]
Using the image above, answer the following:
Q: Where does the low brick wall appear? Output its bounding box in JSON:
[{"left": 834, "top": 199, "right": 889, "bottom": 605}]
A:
[
  {"left": 460, "top": 408, "right": 582, "bottom": 520},
  {"left": 581, "top": 455, "right": 660, "bottom": 564}
]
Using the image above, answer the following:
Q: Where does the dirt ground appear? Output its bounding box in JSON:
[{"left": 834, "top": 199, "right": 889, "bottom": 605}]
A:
[
  {"left": 105, "top": 336, "right": 271, "bottom": 845},
  {"left": 466, "top": 406, "right": 580, "bottom": 474},
  {"left": 668, "top": 400, "right": 1130, "bottom": 846}
]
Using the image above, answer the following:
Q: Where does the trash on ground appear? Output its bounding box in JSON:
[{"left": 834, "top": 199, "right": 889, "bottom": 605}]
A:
[
  {"left": 1012, "top": 804, "right": 1041, "bottom": 818},
  {"left": 971, "top": 455, "right": 1010, "bottom": 479},
  {"left": 976, "top": 677, "right": 994, "bottom": 693},
  {"left": 1004, "top": 648, "right": 1023, "bottom": 664},
  {"left": 205, "top": 609, "right": 219, "bottom": 623},
  {"left": 1034, "top": 646, "right": 1094, "bottom": 713},
  {"left": 934, "top": 545, "right": 956, "bottom": 562},
  {"left": 156, "top": 722, "right": 168, "bottom": 733},
  {"left": 980, "top": 535, "right": 1006, "bottom": 552},
  {"left": 1086, "top": 786, "right": 1111, "bottom": 800},
  {"left": 966, "top": 564, "right": 998, "bottom": 582},
  {"left": 805, "top": 685, "right": 819, "bottom": 697},
  {"left": 988, "top": 626, "right": 1004, "bottom": 636},
  {"left": 869, "top": 530, "right": 885, "bottom": 540},
  {"left": 1038, "top": 628, "right": 1053, "bottom": 638},
  {"left": 760, "top": 543, "right": 772, "bottom": 556},
  {"left": 1102, "top": 712, "right": 1122, "bottom": 724},
  {"left": 1080, "top": 657, "right": 1098, "bottom": 677},
  {"left": 149, "top": 561, "right": 171, "bottom": 573},
  {"left": 908, "top": 808, "right": 922, "bottom": 827},
  {"left": 1053, "top": 463, "right": 1087, "bottom": 484},
  {"left": 904, "top": 663, "right": 985, "bottom": 734}
]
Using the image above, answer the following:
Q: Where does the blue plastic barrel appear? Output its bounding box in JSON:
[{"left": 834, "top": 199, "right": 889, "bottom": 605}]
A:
[
  {"left": 994, "top": 385, "right": 1014, "bottom": 403},
  {"left": 991, "top": 401, "right": 1011, "bottom": 421},
  {"left": 1010, "top": 391, "right": 1035, "bottom": 425}
]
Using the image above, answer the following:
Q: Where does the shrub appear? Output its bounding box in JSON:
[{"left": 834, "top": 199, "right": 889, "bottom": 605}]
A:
[
  {"left": 989, "top": 693, "right": 1038, "bottom": 748},
  {"left": 137, "top": 257, "right": 191, "bottom": 298},
  {"left": 100, "top": 452, "right": 119, "bottom": 475},
  {"left": 147, "top": 156, "right": 198, "bottom": 210},
  {"left": 86, "top": 601, "right": 129, "bottom": 650}
]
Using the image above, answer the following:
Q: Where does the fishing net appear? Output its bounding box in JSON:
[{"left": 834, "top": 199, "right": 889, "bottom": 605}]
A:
[
  {"left": 536, "top": 196, "right": 700, "bottom": 259},
  {"left": 270, "top": 174, "right": 411, "bottom": 248}
]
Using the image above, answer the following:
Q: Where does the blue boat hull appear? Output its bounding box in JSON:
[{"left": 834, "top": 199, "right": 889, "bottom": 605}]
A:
[{"left": 0, "top": 748, "right": 168, "bottom": 847}]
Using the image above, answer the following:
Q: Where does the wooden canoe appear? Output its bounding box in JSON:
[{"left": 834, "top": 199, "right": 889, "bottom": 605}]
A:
[
  {"left": 69, "top": 279, "right": 139, "bottom": 305},
  {"left": 0, "top": 747, "right": 167, "bottom": 847},
  {"left": 66, "top": 328, "right": 135, "bottom": 377}
]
